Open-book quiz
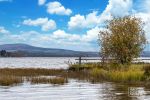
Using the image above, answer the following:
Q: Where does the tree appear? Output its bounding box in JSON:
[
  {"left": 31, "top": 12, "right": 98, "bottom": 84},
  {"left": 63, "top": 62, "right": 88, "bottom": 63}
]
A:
[
  {"left": 99, "top": 16, "right": 146, "bottom": 65},
  {"left": 0, "top": 50, "right": 7, "bottom": 57}
]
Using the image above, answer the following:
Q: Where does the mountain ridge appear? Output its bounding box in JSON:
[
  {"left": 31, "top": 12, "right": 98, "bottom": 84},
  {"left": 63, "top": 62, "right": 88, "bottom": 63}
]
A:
[{"left": 0, "top": 43, "right": 99, "bottom": 57}]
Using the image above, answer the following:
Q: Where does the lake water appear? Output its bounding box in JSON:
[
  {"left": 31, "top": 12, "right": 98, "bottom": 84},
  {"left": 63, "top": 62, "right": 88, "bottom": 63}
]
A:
[
  {"left": 0, "top": 57, "right": 150, "bottom": 100},
  {"left": 0, "top": 57, "right": 101, "bottom": 69},
  {"left": 0, "top": 57, "right": 77, "bottom": 69}
]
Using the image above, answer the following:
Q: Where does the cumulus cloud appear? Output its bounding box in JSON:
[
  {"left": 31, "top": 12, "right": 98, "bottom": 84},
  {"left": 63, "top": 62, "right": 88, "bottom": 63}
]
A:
[
  {"left": 0, "top": 26, "right": 9, "bottom": 34},
  {"left": 68, "top": 0, "right": 133, "bottom": 29},
  {"left": 23, "top": 17, "right": 56, "bottom": 31},
  {"left": 68, "top": 12, "right": 101, "bottom": 29},
  {"left": 103, "top": 0, "right": 133, "bottom": 17},
  {"left": 82, "top": 27, "right": 101, "bottom": 42},
  {"left": 52, "top": 30, "right": 80, "bottom": 41},
  {"left": 46, "top": 1, "right": 72, "bottom": 15},
  {"left": 52, "top": 27, "right": 101, "bottom": 43},
  {"left": 38, "top": 0, "right": 46, "bottom": 5}
]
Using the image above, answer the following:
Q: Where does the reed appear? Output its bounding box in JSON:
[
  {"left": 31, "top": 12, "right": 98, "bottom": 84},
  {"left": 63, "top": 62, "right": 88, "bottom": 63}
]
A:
[
  {"left": 0, "top": 68, "right": 68, "bottom": 86},
  {"left": 29, "top": 77, "right": 68, "bottom": 85},
  {"left": 0, "top": 68, "right": 65, "bottom": 76},
  {"left": 0, "top": 76, "right": 23, "bottom": 86}
]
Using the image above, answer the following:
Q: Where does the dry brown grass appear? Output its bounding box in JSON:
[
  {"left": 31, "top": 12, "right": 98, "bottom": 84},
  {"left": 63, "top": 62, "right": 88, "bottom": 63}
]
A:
[
  {"left": 0, "top": 68, "right": 68, "bottom": 86},
  {"left": 0, "top": 68, "right": 65, "bottom": 76},
  {"left": 0, "top": 76, "right": 23, "bottom": 86},
  {"left": 29, "top": 77, "right": 68, "bottom": 85}
]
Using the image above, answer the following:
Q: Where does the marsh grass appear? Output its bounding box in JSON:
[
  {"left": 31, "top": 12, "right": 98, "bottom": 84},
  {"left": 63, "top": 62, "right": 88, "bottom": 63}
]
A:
[
  {"left": 29, "top": 77, "right": 68, "bottom": 85},
  {"left": 68, "top": 62, "right": 102, "bottom": 71},
  {"left": 69, "top": 62, "right": 149, "bottom": 83},
  {"left": 107, "top": 69, "right": 144, "bottom": 82},
  {"left": 0, "top": 63, "right": 149, "bottom": 86},
  {"left": 0, "top": 68, "right": 68, "bottom": 86},
  {"left": 0, "top": 68, "right": 65, "bottom": 76},
  {"left": 0, "top": 76, "right": 23, "bottom": 86}
]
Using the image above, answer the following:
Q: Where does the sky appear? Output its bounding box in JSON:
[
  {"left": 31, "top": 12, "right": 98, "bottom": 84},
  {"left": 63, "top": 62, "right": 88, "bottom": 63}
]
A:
[{"left": 0, "top": 0, "right": 150, "bottom": 51}]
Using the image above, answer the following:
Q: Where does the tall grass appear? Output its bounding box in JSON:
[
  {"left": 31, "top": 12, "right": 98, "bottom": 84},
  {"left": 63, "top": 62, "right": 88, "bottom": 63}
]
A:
[
  {"left": 0, "top": 68, "right": 65, "bottom": 76},
  {"left": 0, "top": 68, "right": 68, "bottom": 86},
  {"left": 0, "top": 76, "right": 23, "bottom": 86},
  {"left": 29, "top": 77, "right": 68, "bottom": 85},
  {"left": 108, "top": 69, "right": 144, "bottom": 82},
  {"left": 69, "top": 63, "right": 147, "bottom": 83},
  {"left": 0, "top": 63, "right": 149, "bottom": 86}
]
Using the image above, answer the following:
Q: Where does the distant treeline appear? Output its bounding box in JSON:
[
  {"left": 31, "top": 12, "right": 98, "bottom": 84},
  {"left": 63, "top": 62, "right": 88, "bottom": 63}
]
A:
[{"left": 0, "top": 50, "right": 25, "bottom": 57}]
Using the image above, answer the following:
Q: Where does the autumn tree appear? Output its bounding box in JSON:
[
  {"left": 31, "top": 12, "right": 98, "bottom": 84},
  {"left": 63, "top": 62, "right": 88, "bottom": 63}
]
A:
[{"left": 99, "top": 16, "right": 146, "bottom": 65}]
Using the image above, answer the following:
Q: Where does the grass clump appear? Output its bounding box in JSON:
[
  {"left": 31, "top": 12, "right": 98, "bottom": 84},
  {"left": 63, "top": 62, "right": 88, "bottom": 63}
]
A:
[
  {"left": 68, "top": 63, "right": 102, "bottom": 71},
  {"left": 90, "top": 68, "right": 107, "bottom": 81},
  {"left": 108, "top": 69, "right": 144, "bottom": 82},
  {"left": 0, "top": 76, "right": 23, "bottom": 86},
  {"left": 29, "top": 77, "right": 68, "bottom": 85}
]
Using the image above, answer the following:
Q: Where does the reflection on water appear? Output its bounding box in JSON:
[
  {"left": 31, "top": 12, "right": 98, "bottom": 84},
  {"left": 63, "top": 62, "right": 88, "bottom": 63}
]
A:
[{"left": 0, "top": 80, "right": 150, "bottom": 100}]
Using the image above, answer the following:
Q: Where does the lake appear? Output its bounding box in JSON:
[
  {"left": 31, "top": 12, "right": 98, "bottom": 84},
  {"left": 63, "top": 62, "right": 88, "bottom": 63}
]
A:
[
  {"left": 0, "top": 57, "right": 150, "bottom": 100},
  {"left": 0, "top": 57, "right": 101, "bottom": 69},
  {"left": 0, "top": 57, "right": 77, "bottom": 69}
]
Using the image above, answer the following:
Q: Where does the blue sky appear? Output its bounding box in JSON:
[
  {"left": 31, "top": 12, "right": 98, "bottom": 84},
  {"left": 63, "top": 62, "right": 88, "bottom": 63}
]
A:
[{"left": 0, "top": 0, "right": 150, "bottom": 51}]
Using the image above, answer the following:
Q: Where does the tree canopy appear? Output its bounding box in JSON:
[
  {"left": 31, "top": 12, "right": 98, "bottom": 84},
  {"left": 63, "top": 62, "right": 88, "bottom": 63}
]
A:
[{"left": 99, "top": 16, "right": 146, "bottom": 64}]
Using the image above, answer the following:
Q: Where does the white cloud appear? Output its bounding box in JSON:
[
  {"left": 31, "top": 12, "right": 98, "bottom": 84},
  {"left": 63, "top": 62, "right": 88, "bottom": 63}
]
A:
[
  {"left": 52, "top": 30, "right": 80, "bottom": 41},
  {"left": 46, "top": 1, "right": 72, "bottom": 15},
  {"left": 135, "top": 12, "right": 150, "bottom": 41},
  {"left": 68, "top": 0, "right": 133, "bottom": 29},
  {"left": 103, "top": 0, "right": 133, "bottom": 17},
  {"left": 82, "top": 27, "right": 101, "bottom": 42},
  {"left": 53, "top": 30, "right": 69, "bottom": 39},
  {"left": 0, "top": 26, "right": 9, "bottom": 34},
  {"left": 68, "top": 12, "right": 101, "bottom": 29},
  {"left": 41, "top": 20, "right": 56, "bottom": 31},
  {"left": 23, "top": 17, "right": 56, "bottom": 31},
  {"left": 52, "top": 27, "right": 101, "bottom": 43},
  {"left": 38, "top": 0, "right": 46, "bottom": 6}
]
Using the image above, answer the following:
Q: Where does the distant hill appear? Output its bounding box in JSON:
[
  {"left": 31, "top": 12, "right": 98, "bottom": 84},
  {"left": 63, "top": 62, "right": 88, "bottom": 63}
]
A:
[{"left": 0, "top": 43, "right": 99, "bottom": 57}]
